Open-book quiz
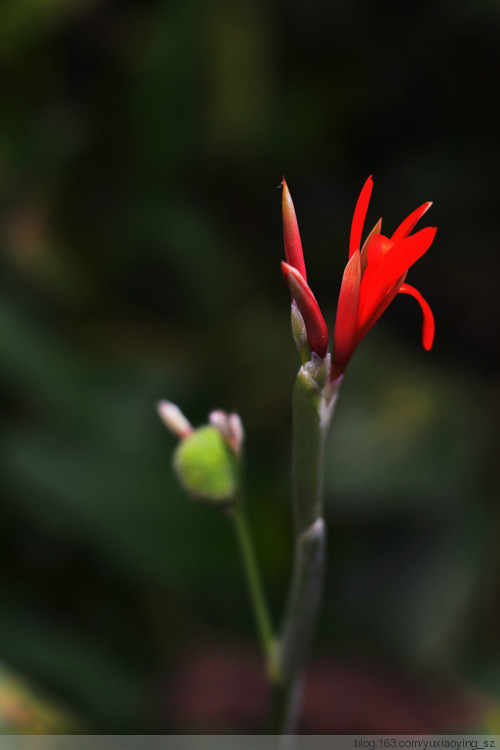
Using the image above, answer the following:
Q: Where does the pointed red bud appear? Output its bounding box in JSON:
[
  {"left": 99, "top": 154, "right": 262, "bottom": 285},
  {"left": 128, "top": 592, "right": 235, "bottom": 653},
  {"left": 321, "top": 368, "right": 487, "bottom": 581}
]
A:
[
  {"left": 282, "top": 179, "right": 308, "bottom": 281},
  {"left": 281, "top": 262, "right": 329, "bottom": 358}
]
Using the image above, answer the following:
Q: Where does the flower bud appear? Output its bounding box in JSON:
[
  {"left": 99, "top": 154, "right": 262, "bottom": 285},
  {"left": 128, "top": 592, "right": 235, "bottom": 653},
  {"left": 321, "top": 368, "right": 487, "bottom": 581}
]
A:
[
  {"left": 281, "top": 262, "right": 329, "bottom": 358},
  {"left": 290, "top": 300, "right": 307, "bottom": 351},
  {"left": 173, "top": 425, "right": 240, "bottom": 505}
]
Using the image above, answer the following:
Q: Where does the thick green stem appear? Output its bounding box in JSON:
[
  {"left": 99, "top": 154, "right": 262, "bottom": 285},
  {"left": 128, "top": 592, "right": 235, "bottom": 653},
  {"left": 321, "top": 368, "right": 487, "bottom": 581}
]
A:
[
  {"left": 230, "top": 505, "right": 277, "bottom": 676},
  {"left": 273, "top": 358, "right": 339, "bottom": 734},
  {"left": 278, "top": 517, "right": 326, "bottom": 682},
  {"left": 291, "top": 362, "right": 330, "bottom": 532},
  {"left": 269, "top": 674, "right": 303, "bottom": 735}
]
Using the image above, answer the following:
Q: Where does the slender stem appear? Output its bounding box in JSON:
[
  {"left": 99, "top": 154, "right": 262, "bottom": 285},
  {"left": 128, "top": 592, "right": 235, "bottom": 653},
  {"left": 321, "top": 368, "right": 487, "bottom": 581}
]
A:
[{"left": 229, "top": 505, "right": 277, "bottom": 674}]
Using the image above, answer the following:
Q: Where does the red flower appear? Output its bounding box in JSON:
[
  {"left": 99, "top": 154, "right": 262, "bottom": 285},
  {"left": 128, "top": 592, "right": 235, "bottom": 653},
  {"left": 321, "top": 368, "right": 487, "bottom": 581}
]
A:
[{"left": 281, "top": 177, "right": 436, "bottom": 380}]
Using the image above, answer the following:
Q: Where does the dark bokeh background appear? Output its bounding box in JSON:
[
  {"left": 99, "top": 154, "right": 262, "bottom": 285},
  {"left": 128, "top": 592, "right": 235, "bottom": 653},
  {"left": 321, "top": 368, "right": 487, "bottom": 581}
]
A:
[{"left": 0, "top": 0, "right": 499, "bottom": 734}]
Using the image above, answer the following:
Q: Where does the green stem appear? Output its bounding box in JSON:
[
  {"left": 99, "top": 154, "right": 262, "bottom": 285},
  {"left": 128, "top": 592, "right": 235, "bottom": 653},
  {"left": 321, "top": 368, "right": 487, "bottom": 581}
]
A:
[
  {"left": 274, "top": 359, "right": 340, "bottom": 734},
  {"left": 278, "top": 518, "right": 326, "bottom": 681},
  {"left": 230, "top": 505, "right": 277, "bottom": 675},
  {"left": 269, "top": 676, "right": 303, "bottom": 735},
  {"left": 291, "top": 362, "right": 330, "bottom": 532}
]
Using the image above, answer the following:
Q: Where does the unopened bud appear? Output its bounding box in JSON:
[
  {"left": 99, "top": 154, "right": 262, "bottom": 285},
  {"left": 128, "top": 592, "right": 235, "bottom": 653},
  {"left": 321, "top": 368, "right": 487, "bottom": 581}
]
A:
[
  {"left": 157, "top": 400, "right": 193, "bottom": 439},
  {"left": 174, "top": 426, "right": 240, "bottom": 505},
  {"left": 282, "top": 262, "right": 329, "bottom": 358},
  {"left": 291, "top": 300, "right": 307, "bottom": 351}
]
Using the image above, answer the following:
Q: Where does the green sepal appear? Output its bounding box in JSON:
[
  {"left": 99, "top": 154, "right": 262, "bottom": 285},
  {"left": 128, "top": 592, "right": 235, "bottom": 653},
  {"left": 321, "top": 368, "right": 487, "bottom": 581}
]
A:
[{"left": 173, "top": 425, "right": 240, "bottom": 505}]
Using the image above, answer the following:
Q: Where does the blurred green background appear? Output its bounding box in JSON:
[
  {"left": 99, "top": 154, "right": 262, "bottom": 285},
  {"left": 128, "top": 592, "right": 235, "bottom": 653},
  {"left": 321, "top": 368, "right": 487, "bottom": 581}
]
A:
[{"left": 0, "top": 0, "right": 499, "bottom": 734}]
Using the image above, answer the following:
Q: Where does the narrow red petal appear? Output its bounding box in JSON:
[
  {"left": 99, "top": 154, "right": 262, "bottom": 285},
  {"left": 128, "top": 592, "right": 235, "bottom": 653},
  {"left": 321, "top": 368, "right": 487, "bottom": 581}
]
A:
[
  {"left": 391, "top": 202, "right": 433, "bottom": 242},
  {"left": 282, "top": 179, "right": 307, "bottom": 281},
  {"left": 331, "top": 249, "right": 361, "bottom": 378},
  {"left": 349, "top": 176, "right": 373, "bottom": 259},
  {"left": 281, "top": 262, "right": 329, "bottom": 357},
  {"left": 398, "top": 283, "right": 435, "bottom": 350},
  {"left": 358, "top": 226, "right": 437, "bottom": 331}
]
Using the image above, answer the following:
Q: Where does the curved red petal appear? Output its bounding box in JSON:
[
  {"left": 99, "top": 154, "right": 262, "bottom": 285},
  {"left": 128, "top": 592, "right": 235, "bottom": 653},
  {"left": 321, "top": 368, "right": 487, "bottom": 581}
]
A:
[
  {"left": 282, "top": 179, "right": 307, "bottom": 281},
  {"left": 281, "top": 262, "right": 329, "bottom": 357},
  {"left": 332, "top": 249, "right": 361, "bottom": 377},
  {"left": 355, "top": 278, "right": 402, "bottom": 344},
  {"left": 349, "top": 176, "right": 373, "bottom": 259},
  {"left": 358, "top": 226, "right": 437, "bottom": 331},
  {"left": 398, "top": 283, "right": 435, "bottom": 350},
  {"left": 391, "top": 202, "right": 433, "bottom": 242}
]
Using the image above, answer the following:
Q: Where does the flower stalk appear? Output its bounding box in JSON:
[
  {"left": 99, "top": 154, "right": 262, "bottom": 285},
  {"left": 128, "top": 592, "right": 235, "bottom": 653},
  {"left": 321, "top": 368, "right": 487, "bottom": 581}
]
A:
[
  {"left": 229, "top": 504, "right": 278, "bottom": 677},
  {"left": 271, "top": 360, "right": 340, "bottom": 732},
  {"left": 158, "top": 403, "right": 278, "bottom": 678},
  {"left": 290, "top": 357, "right": 334, "bottom": 533}
]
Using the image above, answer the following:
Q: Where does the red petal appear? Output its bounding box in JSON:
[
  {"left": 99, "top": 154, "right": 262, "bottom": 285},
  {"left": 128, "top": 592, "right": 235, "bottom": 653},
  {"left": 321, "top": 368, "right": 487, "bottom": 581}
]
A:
[
  {"left": 398, "top": 283, "right": 435, "bottom": 350},
  {"left": 282, "top": 179, "right": 307, "bottom": 281},
  {"left": 349, "top": 176, "right": 373, "bottom": 259},
  {"left": 360, "top": 217, "right": 382, "bottom": 272},
  {"left": 281, "top": 262, "right": 329, "bottom": 357},
  {"left": 366, "top": 233, "right": 394, "bottom": 266},
  {"left": 358, "top": 226, "right": 437, "bottom": 331},
  {"left": 332, "top": 249, "right": 361, "bottom": 378},
  {"left": 391, "top": 202, "right": 433, "bottom": 242}
]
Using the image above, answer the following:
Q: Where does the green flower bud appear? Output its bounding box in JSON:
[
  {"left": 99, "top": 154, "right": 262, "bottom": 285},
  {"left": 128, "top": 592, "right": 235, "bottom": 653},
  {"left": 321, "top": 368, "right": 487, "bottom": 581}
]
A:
[
  {"left": 173, "top": 425, "right": 240, "bottom": 505},
  {"left": 290, "top": 300, "right": 307, "bottom": 351}
]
